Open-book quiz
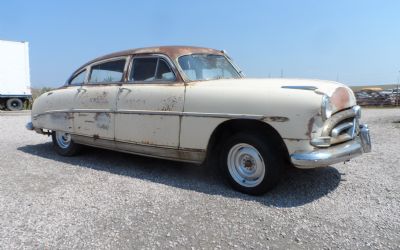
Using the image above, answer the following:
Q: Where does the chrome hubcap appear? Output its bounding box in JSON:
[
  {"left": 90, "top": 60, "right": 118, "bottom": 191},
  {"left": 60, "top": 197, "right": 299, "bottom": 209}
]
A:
[
  {"left": 55, "top": 131, "right": 71, "bottom": 149},
  {"left": 227, "top": 143, "right": 265, "bottom": 187}
]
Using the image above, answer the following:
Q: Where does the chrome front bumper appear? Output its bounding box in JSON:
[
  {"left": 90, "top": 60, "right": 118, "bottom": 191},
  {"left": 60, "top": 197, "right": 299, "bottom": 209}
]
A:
[{"left": 291, "top": 124, "right": 371, "bottom": 167}]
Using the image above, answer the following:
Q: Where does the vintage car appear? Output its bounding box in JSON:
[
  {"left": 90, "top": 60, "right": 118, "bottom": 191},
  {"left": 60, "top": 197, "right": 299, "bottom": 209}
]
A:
[{"left": 27, "top": 46, "right": 371, "bottom": 194}]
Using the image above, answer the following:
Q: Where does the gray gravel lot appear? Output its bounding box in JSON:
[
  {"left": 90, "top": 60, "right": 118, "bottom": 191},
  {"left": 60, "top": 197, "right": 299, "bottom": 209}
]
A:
[{"left": 0, "top": 109, "right": 399, "bottom": 249}]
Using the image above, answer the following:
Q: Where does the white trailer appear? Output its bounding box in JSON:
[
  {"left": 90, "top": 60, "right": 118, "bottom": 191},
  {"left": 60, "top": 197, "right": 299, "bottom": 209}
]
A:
[{"left": 0, "top": 39, "right": 31, "bottom": 110}]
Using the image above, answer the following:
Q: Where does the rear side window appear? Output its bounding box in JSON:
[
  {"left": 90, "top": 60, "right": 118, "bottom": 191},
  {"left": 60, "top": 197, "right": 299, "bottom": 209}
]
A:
[
  {"left": 130, "top": 57, "right": 175, "bottom": 82},
  {"left": 89, "top": 59, "right": 126, "bottom": 83},
  {"left": 69, "top": 70, "right": 86, "bottom": 85}
]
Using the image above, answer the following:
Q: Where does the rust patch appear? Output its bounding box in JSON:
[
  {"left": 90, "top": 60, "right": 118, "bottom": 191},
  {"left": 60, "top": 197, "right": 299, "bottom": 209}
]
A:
[
  {"left": 263, "top": 116, "right": 289, "bottom": 122},
  {"left": 70, "top": 46, "right": 224, "bottom": 84},
  {"left": 331, "top": 87, "right": 350, "bottom": 111},
  {"left": 89, "top": 92, "right": 109, "bottom": 104},
  {"left": 83, "top": 46, "right": 222, "bottom": 66},
  {"left": 125, "top": 98, "right": 146, "bottom": 106},
  {"left": 94, "top": 112, "right": 111, "bottom": 130},
  {"left": 50, "top": 112, "right": 68, "bottom": 120},
  {"left": 128, "top": 46, "right": 223, "bottom": 62},
  {"left": 306, "top": 116, "right": 315, "bottom": 138},
  {"left": 49, "top": 112, "right": 73, "bottom": 128},
  {"left": 160, "top": 96, "right": 179, "bottom": 111}
]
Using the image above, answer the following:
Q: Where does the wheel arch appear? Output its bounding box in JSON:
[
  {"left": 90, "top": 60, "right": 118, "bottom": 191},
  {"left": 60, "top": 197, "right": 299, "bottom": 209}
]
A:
[{"left": 205, "top": 119, "right": 290, "bottom": 165}]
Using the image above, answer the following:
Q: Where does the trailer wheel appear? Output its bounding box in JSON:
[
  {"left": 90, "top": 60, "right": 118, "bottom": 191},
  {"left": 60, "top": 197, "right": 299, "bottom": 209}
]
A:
[{"left": 6, "top": 98, "right": 23, "bottom": 111}]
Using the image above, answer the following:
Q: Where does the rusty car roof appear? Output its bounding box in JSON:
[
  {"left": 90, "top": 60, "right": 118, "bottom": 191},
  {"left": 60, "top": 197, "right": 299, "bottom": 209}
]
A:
[
  {"left": 67, "top": 46, "right": 226, "bottom": 84},
  {"left": 84, "top": 46, "right": 224, "bottom": 66}
]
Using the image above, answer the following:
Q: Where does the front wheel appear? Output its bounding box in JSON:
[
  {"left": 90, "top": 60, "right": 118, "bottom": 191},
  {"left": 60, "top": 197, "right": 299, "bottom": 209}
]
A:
[
  {"left": 52, "top": 131, "right": 81, "bottom": 156},
  {"left": 219, "top": 133, "right": 284, "bottom": 195}
]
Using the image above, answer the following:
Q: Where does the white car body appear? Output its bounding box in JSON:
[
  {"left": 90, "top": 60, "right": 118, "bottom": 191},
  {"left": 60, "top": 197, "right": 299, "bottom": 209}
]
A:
[{"left": 28, "top": 46, "right": 371, "bottom": 172}]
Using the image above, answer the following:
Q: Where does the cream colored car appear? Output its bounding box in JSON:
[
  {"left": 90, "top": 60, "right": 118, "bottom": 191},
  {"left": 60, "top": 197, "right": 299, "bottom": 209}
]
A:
[{"left": 27, "top": 46, "right": 371, "bottom": 194}]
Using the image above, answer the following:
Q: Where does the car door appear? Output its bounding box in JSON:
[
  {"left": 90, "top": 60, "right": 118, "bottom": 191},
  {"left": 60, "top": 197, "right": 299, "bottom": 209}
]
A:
[
  {"left": 115, "top": 55, "right": 184, "bottom": 148},
  {"left": 73, "top": 57, "right": 127, "bottom": 140}
]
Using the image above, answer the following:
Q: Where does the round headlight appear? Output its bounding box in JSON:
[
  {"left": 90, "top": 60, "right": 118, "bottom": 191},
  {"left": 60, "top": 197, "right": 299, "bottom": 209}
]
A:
[{"left": 321, "top": 95, "right": 333, "bottom": 120}]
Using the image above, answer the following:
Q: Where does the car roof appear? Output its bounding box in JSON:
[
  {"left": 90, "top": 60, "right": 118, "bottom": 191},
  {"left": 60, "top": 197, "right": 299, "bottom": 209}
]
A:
[
  {"left": 82, "top": 46, "right": 224, "bottom": 68},
  {"left": 67, "top": 46, "right": 226, "bottom": 84}
]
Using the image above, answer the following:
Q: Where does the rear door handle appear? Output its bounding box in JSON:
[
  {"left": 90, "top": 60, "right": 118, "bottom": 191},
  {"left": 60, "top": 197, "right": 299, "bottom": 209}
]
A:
[{"left": 77, "top": 87, "right": 87, "bottom": 93}]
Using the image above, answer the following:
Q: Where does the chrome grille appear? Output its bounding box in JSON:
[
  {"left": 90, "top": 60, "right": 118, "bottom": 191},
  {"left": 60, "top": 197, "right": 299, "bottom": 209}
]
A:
[
  {"left": 330, "top": 118, "right": 357, "bottom": 145},
  {"left": 311, "top": 106, "right": 361, "bottom": 147}
]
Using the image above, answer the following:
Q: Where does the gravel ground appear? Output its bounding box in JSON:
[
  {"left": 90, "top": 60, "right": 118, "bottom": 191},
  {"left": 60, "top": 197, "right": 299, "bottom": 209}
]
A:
[{"left": 0, "top": 109, "right": 399, "bottom": 249}]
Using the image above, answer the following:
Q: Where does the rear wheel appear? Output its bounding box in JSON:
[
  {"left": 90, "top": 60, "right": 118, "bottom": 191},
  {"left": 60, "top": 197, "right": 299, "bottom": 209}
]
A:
[
  {"left": 52, "top": 131, "right": 80, "bottom": 156},
  {"left": 6, "top": 98, "right": 23, "bottom": 111},
  {"left": 219, "top": 132, "right": 284, "bottom": 195}
]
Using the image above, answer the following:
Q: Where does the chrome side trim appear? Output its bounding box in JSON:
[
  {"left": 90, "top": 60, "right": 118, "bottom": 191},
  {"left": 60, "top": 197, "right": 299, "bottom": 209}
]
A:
[
  {"left": 281, "top": 86, "right": 317, "bottom": 91},
  {"left": 119, "top": 110, "right": 265, "bottom": 119},
  {"left": 33, "top": 109, "right": 289, "bottom": 121}
]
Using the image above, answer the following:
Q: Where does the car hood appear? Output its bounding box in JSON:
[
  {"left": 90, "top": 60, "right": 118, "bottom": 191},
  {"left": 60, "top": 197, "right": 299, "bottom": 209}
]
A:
[{"left": 188, "top": 78, "right": 357, "bottom": 113}]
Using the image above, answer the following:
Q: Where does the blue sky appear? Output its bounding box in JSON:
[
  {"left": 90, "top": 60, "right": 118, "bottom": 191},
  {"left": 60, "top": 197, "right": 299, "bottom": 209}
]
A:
[{"left": 1, "top": 0, "right": 400, "bottom": 87}]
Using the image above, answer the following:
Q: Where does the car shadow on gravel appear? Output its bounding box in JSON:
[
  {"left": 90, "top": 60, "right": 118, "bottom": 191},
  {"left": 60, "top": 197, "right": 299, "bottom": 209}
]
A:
[{"left": 18, "top": 142, "right": 342, "bottom": 208}]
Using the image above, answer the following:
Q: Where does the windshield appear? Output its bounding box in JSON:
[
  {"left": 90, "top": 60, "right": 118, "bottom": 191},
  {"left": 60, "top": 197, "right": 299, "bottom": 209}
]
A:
[{"left": 178, "top": 54, "right": 241, "bottom": 81}]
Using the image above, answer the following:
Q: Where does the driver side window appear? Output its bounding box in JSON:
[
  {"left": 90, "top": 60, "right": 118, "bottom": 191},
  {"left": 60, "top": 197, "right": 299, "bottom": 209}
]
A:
[{"left": 129, "top": 57, "right": 176, "bottom": 82}]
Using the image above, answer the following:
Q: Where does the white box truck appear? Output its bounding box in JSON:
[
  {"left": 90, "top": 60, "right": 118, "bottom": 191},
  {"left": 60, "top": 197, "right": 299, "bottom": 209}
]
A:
[{"left": 0, "top": 39, "right": 31, "bottom": 110}]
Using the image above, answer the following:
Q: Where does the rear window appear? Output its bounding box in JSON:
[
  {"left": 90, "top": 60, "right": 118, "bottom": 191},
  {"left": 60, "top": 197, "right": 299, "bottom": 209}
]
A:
[{"left": 89, "top": 59, "right": 126, "bottom": 83}]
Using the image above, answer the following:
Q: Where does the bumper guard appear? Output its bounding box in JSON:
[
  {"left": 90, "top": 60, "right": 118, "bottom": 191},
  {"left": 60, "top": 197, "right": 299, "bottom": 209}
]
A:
[{"left": 291, "top": 124, "right": 371, "bottom": 167}]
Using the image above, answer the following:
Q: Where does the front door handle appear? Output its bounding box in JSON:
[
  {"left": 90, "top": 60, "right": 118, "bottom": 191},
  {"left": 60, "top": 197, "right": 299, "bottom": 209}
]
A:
[{"left": 119, "top": 87, "right": 131, "bottom": 93}]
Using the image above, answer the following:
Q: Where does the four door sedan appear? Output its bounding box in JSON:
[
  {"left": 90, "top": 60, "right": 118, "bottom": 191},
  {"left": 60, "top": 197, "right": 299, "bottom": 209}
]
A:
[{"left": 27, "top": 46, "right": 371, "bottom": 194}]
